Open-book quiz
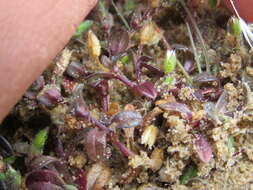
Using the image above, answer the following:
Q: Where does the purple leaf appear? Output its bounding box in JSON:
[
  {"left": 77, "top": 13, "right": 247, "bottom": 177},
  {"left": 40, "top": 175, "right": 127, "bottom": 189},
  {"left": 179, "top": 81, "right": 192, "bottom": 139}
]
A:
[
  {"left": 28, "top": 182, "right": 63, "bottom": 190},
  {"left": 26, "top": 169, "right": 64, "bottom": 188},
  {"left": 37, "top": 85, "right": 62, "bottom": 107},
  {"left": 158, "top": 102, "right": 192, "bottom": 121},
  {"left": 141, "top": 63, "right": 164, "bottom": 77},
  {"left": 86, "top": 72, "right": 157, "bottom": 99},
  {"left": 86, "top": 72, "right": 116, "bottom": 81},
  {"left": 95, "top": 80, "right": 109, "bottom": 112},
  {"left": 74, "top": 100, "right": 89, "bottom": 118},
  {"left": 70, "top": 84, "right": 89, "bottom": 118},
  {"left": 133, "top": 54, "right": 153, "bottom": 81},
  {"left": 85, "top": 128, "right": 111, "bottom": 161},
  {"left": 133, "top": 52, "right": 163, "bottom": 79},
  {"left": 109, "top": 29, "right": 129, "bottom": 56},
  {"left": 28, "top": 156, "right": 59, "bottom": 171},
  {"left": 133, "top": 81, "right": 158, "bottom": 100},
  {"left": 138, "top": 55, "right": 153, "bottom": 63},
  {"left": 70, "top": 85, "right": 110, "bottom": 132},
  {"left": 224, "top": 111, "right": 234, "bottom": 118},
  {"left": 112, "top": 140, "right": 134, "bottom": 157},
  {"left": 111, "top": 110, "right": 143, "bottom": 128},
  {"left": 195, "top": 135, "right": 213, "bottom": 163},
  {"left": 65, "top": 61, "right": 86, "bottom": 79},
  {"left": 193, "top": 72, "right": 217, "bottom": 84}
]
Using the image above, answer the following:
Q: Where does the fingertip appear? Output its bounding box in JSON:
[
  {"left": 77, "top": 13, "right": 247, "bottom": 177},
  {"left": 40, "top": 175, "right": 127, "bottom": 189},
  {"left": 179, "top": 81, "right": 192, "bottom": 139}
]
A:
[{"left": 0, "top": 0, "right": 97, "bottom": 122}]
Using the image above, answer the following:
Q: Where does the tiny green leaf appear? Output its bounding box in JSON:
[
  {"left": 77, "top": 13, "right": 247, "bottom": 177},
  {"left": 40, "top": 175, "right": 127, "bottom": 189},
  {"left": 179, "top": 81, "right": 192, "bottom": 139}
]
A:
[
  {"left": 230, "top": 17, "right": 241, "bottom": 36},
  {"left": 180, "top": 163, "right": 198, "bottom": 185},
  {"left": 64, "top": 184, "right": 78, "bottom": 190},
  {"left": 227, "top": 136, "right": 234, "bottom": 153},
  {"left": 75, "top": 20, "right": 93, "bottom": 37},
  {"left": 31, "top": 128, "right": 49, "bottom": 155},
  {"left": 120, "top": 55, "right": 129, "bottom": 64},
  {"left": 164, "top": 50, "right": 177, "bottom": 73},
  {"left": 6, "top": 167, "right": 21, "bottom": 186},
  {"left": 124, "top": 0, "right": 135, "bottom": 11},
  {"left": 164, "top": 77, "right": 174, "bottom": 85}
]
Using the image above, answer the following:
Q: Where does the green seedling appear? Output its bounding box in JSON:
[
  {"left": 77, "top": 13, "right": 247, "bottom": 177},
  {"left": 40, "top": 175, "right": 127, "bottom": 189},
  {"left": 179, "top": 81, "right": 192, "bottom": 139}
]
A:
[
  {"left": 74, "top": 20, "right": 93, "bottom": 37},
  {"left": 164, "top": 77, "right": 174, "bottom": 85},
  {"left": 120, "top": 55, "right": 129, "bottom": 64},
  {"left": 164, "top": 50, "right": 177, "bottom": 73},
  {"left": 124, "top": 0, "right": 135, "bottom": 11},
  {"left": 31, "top": 127, "right": 49, "bottom": 155},
  {"left": 180, "top": 163, "right": 198, "bottom": 185},
  {"left": 229, "top": 17, "right": 241, "bottom": 36}
]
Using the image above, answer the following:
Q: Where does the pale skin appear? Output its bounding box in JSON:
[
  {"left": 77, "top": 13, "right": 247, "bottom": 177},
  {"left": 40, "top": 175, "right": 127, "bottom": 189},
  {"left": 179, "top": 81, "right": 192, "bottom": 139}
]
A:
[
  {"left": 0, "top": 0, "right": 251, "bottom": 122},
  {"left": 0, "top": 0, "right": 97, "bottom": 121}
]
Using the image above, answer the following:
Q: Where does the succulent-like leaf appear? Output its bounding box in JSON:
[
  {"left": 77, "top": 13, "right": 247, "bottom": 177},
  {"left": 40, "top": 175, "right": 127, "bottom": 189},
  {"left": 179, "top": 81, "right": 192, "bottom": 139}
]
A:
[
  {"left": 111, "top": 110, "right": 143, "bottom": 128},
  {"left": 85, "top": 128, "right": 111, "bottom": 161},
  {"left": 65, "top": 61, "right": 86, "bottom": 79},
  {"left": 26, "top": 169, "right": 65, "bottom": 188},
  {"left": 158, "top": 102, "right": 192, "bottom": 121},
  {"left": 37, "top": 85, "right": 62, "bottom": 107},
  {"left": 30, "top": 128, "right": 49, "bottom": 156},
  {"left": 133, "top": 81, "right": 158, "bottom": 100},
  {"left": 195, "top": 135, "right": 213, "bottom": 163},
  {"left": 29, "top": 156, "right": 59, "bottom": 171},
  {"left": 193, "top": 72, "right": 217, "bottom": 84},
  {"left": 28, "top": 182, "right": 63, "bottom": 190}
]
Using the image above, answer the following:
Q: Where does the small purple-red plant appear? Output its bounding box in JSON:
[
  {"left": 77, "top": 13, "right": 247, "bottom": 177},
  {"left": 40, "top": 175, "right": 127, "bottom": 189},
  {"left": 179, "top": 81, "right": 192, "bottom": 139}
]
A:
[{"left": 194, "top": 135, "right": 213, "bottom": 163}]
